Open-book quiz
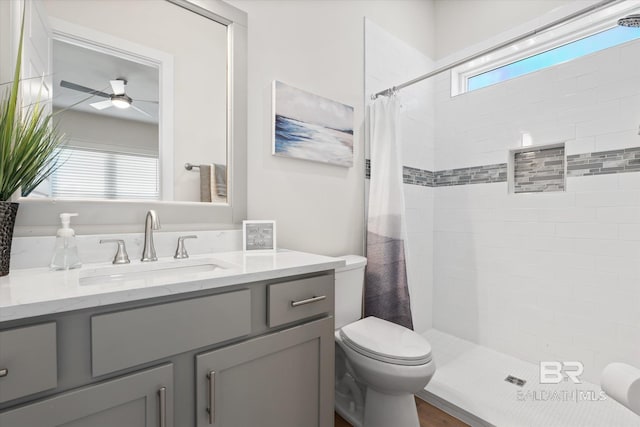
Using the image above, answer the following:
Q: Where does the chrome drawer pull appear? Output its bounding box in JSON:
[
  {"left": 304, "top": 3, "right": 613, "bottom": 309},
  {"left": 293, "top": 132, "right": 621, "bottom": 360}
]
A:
[
  {"left": 158, "top": 386, "right": 167, "bottom": 427},
  {"left": 290, "top": 295, "right": 326, "bottom": 307},
  {"left": 0, "top": 368, "right": 7, "bottom": 378},
  {"left": 207, "top": 370, "right": 216, "bottom": 424}
]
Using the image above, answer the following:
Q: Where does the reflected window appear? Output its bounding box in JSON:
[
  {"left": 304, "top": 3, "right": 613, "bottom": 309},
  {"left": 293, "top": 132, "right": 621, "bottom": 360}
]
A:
[{"left": 49, "top": 147, "right": 159, "bottom": 200}]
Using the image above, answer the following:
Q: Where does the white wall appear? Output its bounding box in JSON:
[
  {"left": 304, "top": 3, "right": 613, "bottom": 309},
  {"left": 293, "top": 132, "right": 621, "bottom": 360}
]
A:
[
  {"left": 228, "top": 0, "right": 435, "bottom": 256},
  {"left": 365, "top": 19, "right": 436, "bottom": 333},
  {"left": 432, "top": 27, "right": 640, "bottom": 383},
  {"left": 434, "top": 0, "right": 574, "bottom": 59}
]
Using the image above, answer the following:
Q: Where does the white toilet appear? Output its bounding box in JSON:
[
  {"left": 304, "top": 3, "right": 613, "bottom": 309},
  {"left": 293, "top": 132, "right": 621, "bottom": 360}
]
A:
[{"left": 334, "top": 255, "right": 435, "bottom": 427}]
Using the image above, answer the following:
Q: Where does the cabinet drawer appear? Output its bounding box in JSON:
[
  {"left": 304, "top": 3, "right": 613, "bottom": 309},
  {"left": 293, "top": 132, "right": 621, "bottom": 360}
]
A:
[
  {"left": 0, "top": 322, "right": 57, "bottom": 403},
  {"left": 268, "top": 275, "right": 333, "bottom": 327},
  {"left": 92, "top": 289, "right": 251, "bottom": 376}
]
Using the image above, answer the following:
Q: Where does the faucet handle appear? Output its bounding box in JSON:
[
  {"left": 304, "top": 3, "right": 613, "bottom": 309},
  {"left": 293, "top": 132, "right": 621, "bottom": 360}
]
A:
[
  {"left": 174, "top": 235, "right": 197, "bottom": 259},
  {"left": 100, "top": 239, "right": 131, "bottom": 265}
]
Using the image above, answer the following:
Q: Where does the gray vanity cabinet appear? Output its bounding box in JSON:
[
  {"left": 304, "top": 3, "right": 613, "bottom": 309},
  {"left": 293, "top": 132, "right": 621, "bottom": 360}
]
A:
[
  {"left": 195, "top": 316, "right": 334, "bottom": 427},
  {"left": 0, "top": 270, "right": 335, "bottom": 427},
  {"left": 0, "top": 363, "right": 173, "bottom": 427}
]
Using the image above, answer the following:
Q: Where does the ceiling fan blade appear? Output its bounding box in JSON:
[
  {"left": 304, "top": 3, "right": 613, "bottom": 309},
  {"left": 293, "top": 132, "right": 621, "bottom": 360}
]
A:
[
  {"left": 90, "top": 100, "right": 113, "bottom": 110},
  {"left": 60, "top": 80, "right": 110, "bottom": 98},
  {"left": 110, "top": 79, "right": 126, "bottom": 95},
  {"left": 131, "top": 104, "right": 151, "bottom": 117},
  {"left": 136, "top": 99, "right": 159, "bottom": 104}
]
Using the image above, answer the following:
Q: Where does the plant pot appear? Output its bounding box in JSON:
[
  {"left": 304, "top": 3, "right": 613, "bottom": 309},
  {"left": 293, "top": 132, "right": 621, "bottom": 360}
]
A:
[{"left": 0, "top": 202, "right": 19, "bottom": 277}]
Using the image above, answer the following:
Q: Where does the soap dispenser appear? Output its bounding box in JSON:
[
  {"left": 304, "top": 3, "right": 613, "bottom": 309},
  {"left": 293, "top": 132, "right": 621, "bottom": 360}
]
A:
[{"left": 50, "top": 213, "right": 82, "bottom": 270}]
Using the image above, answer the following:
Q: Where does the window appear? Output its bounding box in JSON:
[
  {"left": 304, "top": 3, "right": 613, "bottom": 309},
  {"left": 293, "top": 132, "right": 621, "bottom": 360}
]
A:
[
  {"left": 467, "top": 27, "right": 640, "bottom": 92},
  {"left": 50, "top": 147, "right": 159, "bottom": 200},
  {"left": 452, "top": 3, "right": 640, "bottom": 96}
]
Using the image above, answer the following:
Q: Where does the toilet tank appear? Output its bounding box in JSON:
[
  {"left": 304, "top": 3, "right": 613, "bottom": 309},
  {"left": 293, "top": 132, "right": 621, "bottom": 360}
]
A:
[{"left": 334, "top": 255, "right": 367, "bottom": 329}]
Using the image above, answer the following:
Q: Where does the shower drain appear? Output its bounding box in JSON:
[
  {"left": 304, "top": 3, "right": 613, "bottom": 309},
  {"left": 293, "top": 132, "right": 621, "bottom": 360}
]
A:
[{"left": 505, "top": 375, "right": 526, "bottom": 387}]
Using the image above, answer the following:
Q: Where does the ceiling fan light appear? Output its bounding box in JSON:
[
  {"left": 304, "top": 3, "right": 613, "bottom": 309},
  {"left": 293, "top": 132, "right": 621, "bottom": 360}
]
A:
[
  {"left": 111, "top": 94, "right": 132, "bottom": 109},
  {"left": 111, "top": 99, "right": 130, "bottom": 109}
]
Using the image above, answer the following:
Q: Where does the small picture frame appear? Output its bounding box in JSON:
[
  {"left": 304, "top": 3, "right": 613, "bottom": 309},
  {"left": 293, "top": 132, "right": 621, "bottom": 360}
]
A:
[{"left": 243, "top": 220, "right": 277, "bottom": 253}]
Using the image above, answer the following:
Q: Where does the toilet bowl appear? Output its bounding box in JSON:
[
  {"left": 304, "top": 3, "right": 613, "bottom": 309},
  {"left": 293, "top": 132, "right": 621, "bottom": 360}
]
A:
[{"left": 334, "top": 255, "right": 435, "bottom": 427}]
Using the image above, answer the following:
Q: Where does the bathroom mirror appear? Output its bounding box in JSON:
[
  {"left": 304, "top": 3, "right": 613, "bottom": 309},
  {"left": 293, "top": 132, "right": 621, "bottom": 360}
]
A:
[
  {"left": 8, "top": 0, "right": 247, "bottom": 234},
  {"left": 32, "top": 0, "right": 227, "bottom": 203}
]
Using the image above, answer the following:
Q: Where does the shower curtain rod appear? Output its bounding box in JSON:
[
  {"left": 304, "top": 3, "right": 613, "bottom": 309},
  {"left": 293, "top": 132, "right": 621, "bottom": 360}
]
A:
[{"left": 371, "top": 0, "right": 619, "bottom": 100}]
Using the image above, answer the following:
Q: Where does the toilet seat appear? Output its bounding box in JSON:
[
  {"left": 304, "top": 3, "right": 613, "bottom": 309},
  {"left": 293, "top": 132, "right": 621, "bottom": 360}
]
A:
[{"left": 339, "top": 317, "right": 432, "bottom": 366}]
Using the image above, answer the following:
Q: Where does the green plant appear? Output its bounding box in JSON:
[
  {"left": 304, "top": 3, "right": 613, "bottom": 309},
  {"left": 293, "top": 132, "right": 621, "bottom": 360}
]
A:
[{"left": 0, "top": 11, "right": 65, "bottom": 201}]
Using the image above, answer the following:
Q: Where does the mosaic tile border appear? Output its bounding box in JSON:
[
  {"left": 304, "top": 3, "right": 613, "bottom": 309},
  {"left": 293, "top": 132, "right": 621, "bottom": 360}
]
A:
[
  {"left": 366, "top": 146, "right": 640, "bottom": 187},
  {"left": 567, "top": 147, "right": 640, "bottom": 177},
  {"left": 403, "top": 166, "right": 434, "bottom": 187},
  {"left": 366, "top": 159, "right": 505, "bottom": 187},
  {"left": 435, "top": 163, "right": 507, "bottom": 187}
]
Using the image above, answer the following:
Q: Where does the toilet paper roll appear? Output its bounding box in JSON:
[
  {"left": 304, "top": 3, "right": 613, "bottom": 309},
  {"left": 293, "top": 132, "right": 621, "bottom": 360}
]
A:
[{"left": 602, "top": 362, "right": 640, "bottom": 416}]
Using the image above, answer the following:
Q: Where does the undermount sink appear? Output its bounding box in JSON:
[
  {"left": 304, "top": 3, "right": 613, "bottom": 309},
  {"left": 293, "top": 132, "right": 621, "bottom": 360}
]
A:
[{"left": 79, "top": 258, "right": 228, "bottom": 286}]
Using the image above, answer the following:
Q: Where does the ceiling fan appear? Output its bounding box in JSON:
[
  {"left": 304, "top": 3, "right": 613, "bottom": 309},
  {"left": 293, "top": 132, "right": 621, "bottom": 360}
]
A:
[{"left": 60, "top": 78, "right": 157, "bottom": 117}]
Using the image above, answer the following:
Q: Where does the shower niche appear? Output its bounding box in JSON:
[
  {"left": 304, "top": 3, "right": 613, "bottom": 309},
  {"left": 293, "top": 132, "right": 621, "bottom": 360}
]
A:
[{"left": 508, "top": 143, "right": 566, "bottom": 194}]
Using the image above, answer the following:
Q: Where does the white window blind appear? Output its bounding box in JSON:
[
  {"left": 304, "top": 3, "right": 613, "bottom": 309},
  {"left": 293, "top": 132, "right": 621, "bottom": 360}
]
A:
[{"left": 51, "top": 147, "right": 159, "bottom": 200}]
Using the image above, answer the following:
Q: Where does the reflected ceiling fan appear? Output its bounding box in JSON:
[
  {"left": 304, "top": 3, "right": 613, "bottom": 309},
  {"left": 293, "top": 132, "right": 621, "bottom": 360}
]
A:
[{"left": 60, "top": 78, "right": 157, "bottom": 117}]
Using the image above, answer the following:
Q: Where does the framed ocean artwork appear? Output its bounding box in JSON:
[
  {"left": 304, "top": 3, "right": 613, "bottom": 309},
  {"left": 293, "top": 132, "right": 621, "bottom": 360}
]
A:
[{"left": 272, "top": 81, "right": 354, "bottom": 167}]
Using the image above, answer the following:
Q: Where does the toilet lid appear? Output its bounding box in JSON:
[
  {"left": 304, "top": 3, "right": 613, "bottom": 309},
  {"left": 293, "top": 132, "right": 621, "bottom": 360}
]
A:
[{"left": 339, "top": 317, "right": 432, "bottom": 366}]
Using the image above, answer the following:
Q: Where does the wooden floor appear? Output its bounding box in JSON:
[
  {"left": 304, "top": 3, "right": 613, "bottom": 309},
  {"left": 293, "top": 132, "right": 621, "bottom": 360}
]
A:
[{"left": 334, "top": 396, "right": 469, "bottom": 427}]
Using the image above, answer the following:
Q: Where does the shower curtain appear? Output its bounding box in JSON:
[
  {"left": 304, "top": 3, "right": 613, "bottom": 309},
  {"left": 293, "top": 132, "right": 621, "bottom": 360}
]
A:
[{"left": 365, "top": 94, "right": 413, "bottom": 330}]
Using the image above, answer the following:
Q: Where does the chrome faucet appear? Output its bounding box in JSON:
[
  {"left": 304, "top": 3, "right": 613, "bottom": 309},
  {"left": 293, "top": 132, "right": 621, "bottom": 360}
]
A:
[{"left": 141, "top": 210, "right": 160, "bottom": 262}]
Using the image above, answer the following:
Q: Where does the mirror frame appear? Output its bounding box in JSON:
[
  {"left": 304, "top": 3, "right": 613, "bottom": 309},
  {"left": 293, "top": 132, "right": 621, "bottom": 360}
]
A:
[{"left": 12, "top": 0, "right": 247, "bottom": 236}]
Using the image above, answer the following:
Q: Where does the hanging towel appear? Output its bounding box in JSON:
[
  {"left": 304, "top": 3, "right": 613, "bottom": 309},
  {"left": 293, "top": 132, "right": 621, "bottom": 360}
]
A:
[
  {"left": 365, "top": 94, "right": 413, "bottom": 330},
  {"left": 199, "top": 164, "right": 214, "bottom": 203},
  {"left": 199, "top": 164, "right": 227, "bottom": 203},
  {"left": 214, "top": 164, "right": 227, "bottom": 200}
]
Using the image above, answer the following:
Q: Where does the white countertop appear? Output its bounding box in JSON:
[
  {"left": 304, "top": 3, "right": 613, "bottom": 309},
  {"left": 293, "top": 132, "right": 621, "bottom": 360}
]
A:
[{"left": 0, "top": 249, "right": 345, "bottom": 323}]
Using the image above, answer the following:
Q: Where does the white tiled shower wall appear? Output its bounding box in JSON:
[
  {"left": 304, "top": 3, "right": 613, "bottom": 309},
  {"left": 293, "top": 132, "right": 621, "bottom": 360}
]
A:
[
  {"left": 433, "top": 37, "right": 640, "bottom": 383},
  {"left": 364, "top": 19, "right": 435, "bottom": 333}
]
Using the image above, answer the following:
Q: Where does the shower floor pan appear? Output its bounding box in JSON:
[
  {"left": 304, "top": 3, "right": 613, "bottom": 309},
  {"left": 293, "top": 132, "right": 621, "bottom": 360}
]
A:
[{"left": 419, "top": 329, "right": 640, "bottom": 427}]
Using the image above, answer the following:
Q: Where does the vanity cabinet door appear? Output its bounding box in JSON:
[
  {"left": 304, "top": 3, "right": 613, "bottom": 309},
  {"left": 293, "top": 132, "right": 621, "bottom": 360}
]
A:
[
  {"left": 0, "top": 322, "right": 57, "bottom": 403},
  {"left": 0, "top": 364, "right": 173, "bottom": 427},
  {"left": 195, "top": 316, "right": 334, "bottom": 427}
]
